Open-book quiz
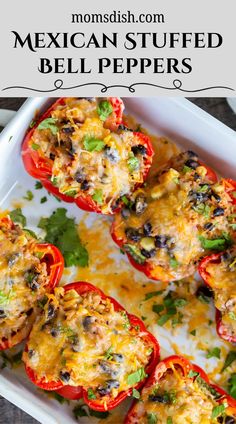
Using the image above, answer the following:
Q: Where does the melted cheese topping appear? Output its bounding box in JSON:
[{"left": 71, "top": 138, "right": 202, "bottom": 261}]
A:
[
  {"left": 0, "top": 218, "right": 50, "bottom": 345},
  {"left": 31, "top": 98, "right": 150, "bottom": 213},
  {"left": 23, "top": 287, "right": 152, "bottom": 402},
  {"left": 129, "top": 367, "right": 233, "bottom": 424},
  {"left": 114, "top": 151, "right": 235, "bottom": 280},
  {"left": 205, "top": 247, "right": 236, "bottom": 339}
]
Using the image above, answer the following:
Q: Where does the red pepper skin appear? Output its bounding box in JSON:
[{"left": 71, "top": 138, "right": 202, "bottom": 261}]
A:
[
  {"left": 22, "top": 98, "right": 153, "bottom": 214},
  {"left": 125, "top": 355, "right": 236, "bottom": 423},
  {"left": 0, "top": 217, "right": 64, "bottom": 351},
  {"left": 24, "top": 281, "right": 160, "bottom": 411},
  {"left": 199, "top": 252, "right": 236, "bottom": 344}
]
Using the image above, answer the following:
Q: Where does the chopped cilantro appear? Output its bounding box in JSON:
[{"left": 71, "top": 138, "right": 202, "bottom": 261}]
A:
[
  {"left": 40, "top": 196, "right": 47, "bottom": 204},
  {"left": 132, "top": 388, "right": 140, "bottom": 399},
  {"left": 38, "top": 118, "right": 58, "bottom": 135},
  {"left": 192, "top": 203, "right": 210, "bottom": 218},
  {"left": 169, "top": 258, "right": 179, "bottom": 269},
  {"left": 73, "top": 404, "right": 109, "bottom": 419},
  {"left": 221, "top": 351, "right": 236, "bottom": 372},
  {"left": 24, "top": 228, "right": 38, "bottom": 239},
  {"left": 167, "top": 418, "right": 173, "bottom": 424},
  {"left": 199, "top": 233, "right": 232, "bottom": 251},
  {"left": 188, "top": 370, "right": 199, "bottom": 378},
  {"left": 63, "top": 189, "right": 77, "bottom": 198},
  {"left": 127, "top": 367, "right": 147, "bottom": 386},
  {"left": 9, "top": 208, "right": 26, "bottom": 227},
  {"left": 128, "top": 156, "right": 140, "bottom": 172},
  {"left": 104, "top": 346, "right": 113, "bottom": 361},
  {"left": 97, "top": 100, "right": 113, "bottom": 121},
  {"left": 211, "top": 404, "right": 226, "bottom": 419},
  {"left": 190, "top": 329, "right": 196, "bottom": 336},
  {"left": 23, "top": 190, "right": 34, "bottom": 201},
  {"left": 182, "top": 165, "right": 192, "bottom": 173},
  {"left": 232, "top": 191, "right": 236, "bottom": 199},
  {"left": 228, "top": 373, "right": 236, "bottom": 399},
  {"left": 229, "top": 311, "right": 236, "bottom": 321},
  {"left": 152, "top": 304, "right": 165, "bottom": 314},
  {"left": 87, "top": 388, "right": 96, "bottom": 400},
  {"left": 52, "top": 393, "right": 67, "bottom": 404},
  {"left": 29, "top": 120, "right": 36, "bottom": 128},
  {"left": 31, "top": 143, "right": 40, "bottom": 150},
  {"left": 144, "top": 291, "right": 164, "bottom": 301},
  {"left": 147, "top": 413, "right": 157, "bottom": 424},
  {"left": 206, "top": 347, "right": 221, "bottom": 359},
  {"left": 83, "top": 136, "right": 105, "bottom": 152},
  {"left": 35, "top": 181, "right": 43, "bottom": 190},
  {"left": 154, "top": 292, "right": 187, "bottom": 328},
  {"left": 92, "top": 189, "right": 103, "bottom": 205},
  {"left": 124, "top": 244, "right": 146, "bottom": 264},
  {"left": 38, "top": 208, "right": 88, "bottom": 267}
]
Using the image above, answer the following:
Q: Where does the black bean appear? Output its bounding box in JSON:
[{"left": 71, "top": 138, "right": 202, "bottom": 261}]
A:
[
  {"left": 26, "top": 308, "right": 33, "bottom": 317},
  {"left": 196, "top": 285, "right": 213, "bottom": 300},
  {"left": 121, "top": 209, "right": 131, "bottom": 220},
  {"left": 112, "top": 353, "right": 124, "bottom": 363},
  {"left": 125, "top": 228, "right": 142, "bottom": 242},
  {"left": 99, "top": 361, "right": 119, "bottom": 377},
  {"left": 225, "top": 416, "right": 236, "bottom": 424},
  {"left": 47, "top": 304, "right": 56, "bottom": 320},
  {"left": 104, "top": 146, "right": 120, "bottom": 164},
  {"left": 28, "top": 349, "right": 35, "bottom": 358},
  {"left": 8, "top": 254, "right": 19, "bottom": 267},
  {"left": 29, "top": 280, "right": 40, "bottom": 291},
  {"left": 118, "top": 124, "right": 133, "bottom": 132},
  {"left": 193, "top": 173, "right": 200, "bottom": 181},
  {"left": 61, "top": 127, "right": 74, "bottom": 134},
  {"left": 217, "top": 418, "right": 223, "bottom": 423},
  {"left": 80, "top": 180, "right": 90, "bottom": 191},
  {"left": 82, "top": 316, "right": 93, "bottom": 330},
  {"left": 0, "top": 310, "right": 6, "bottom": 319},
  {"left": 50, "top": 153, "right": 55, "bottom": 160},
  {"left": 97, "top": 380, "right": 120, "bottom": 396},
  {"left": 221, "top": 252, "right": 231, "bottom": 262},
  {"left": 189, "top": 190, "right": 209, "bottom": 203},
  {"left": 213, "top": 207, "right": 224, "bottom": 217},
  {"left": 131, "top": 144, "right": 147, "bottom": 156},
  {"left": 155, "top": 235, "right": 168, "bottom": 249},
  {"left": 212, "top": 193, "right": 221, "bottom": 203},
  {"left": 143, "top": 222, "right": 152, "bottom": 236},
  {"left": 187, "top": 150, "right": 198, "bottom": 159},
  {"left": 140, "top": 248, "right": 156, "bottom": 259},
  {"left": 111, "top": 199, "right": 120, "bottom": 212},
  {"left": 59, "top": 371, "right": 70, "bottom": 383},
  {"left": 204, "top": 222, "right": 214, "bottom": 231},
  {"left": 74, "top": 170, "right": 85, "bottom": 183},
  {"left": 133, "top": 195, "right": 147, "bottom": 215},
  {"left": 185, "top": 159, "right": 199, "bottom": 169},
  {"left": 50, "top": 328, "right": 59, "bottom": 337},
  {"left": 149, "top": 394, "right": 169, "bottom": 403}
]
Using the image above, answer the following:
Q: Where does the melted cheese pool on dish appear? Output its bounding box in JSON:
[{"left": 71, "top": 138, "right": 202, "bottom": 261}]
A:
[
  {"left": 0, "top": 218, "right": 49, "bottom": 347},
  {"left": 113, "top": 151, "right": 235, "bottom": 281},
  {"left": 205, "top": 247, "right": 236, "bottom": 339},
  {"left": 130, "top": 368, "right": 234, "bottom": 424},
  {"left": 31, "top": 98, "right": 151, "bottom": 213},
  {"left": 23, "top": 287, "right": 152, "bottom": 399}
]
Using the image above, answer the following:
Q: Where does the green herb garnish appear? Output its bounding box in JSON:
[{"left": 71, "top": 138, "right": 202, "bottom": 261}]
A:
[
  {"left": 38, "top": 208, "right": 88, "bottom": 267},
  {"left": 211, "top": 403, "right": 226, "bottom": 419},
  {"left": 35, "top": 181, "right": 43, "bottom": 190},
  {"left": 206, "top": 347, "right": 221, "bottom": 359},
  {"left": 83, "top": 136, "right": 105, "bottom": 152},
  {"left": 38, "top": 118, "right": 58, "bottom": 135},
  {"left": 128, "top": 156, "right": 139, "bottom": 172},
  {"left": 127, "top": 367, "right": 147, "bottom": 386},
  {"left": 87, "top": 388, "right": 96, "bottom": 400},
  {"left": 132, "top": 388, "right": 140, "bottom": 399},
  {"left": 221, "top": 351, "right": 236, "bottom": 372},
  {"left": 92, "top": 189, "right": 103, "bottom": 205},
  {"left": 199, "top": 233, "right": 232, "bottom": 251},
  {"left": 9, "top": 208, "right": 26, "bottom": 227},
  {"left": 144, "top": 291, "right": 164, "bottom": 301},
  {"left": 124, "top": 244, "right": 146, "bottom": 264},
  {"left": 97, "top": 100, "right": 113, "bottom": 121},
  {"left": 31, "top": 143, "right": 40, "bottom": 151},
  {"left": 147, "top": 413, "right": 157, "bottom": 424},
  {"left": 228, "top": 373, "right": 236, "bottom": 399},
  {"left": 40, "top": 196, "right": 47, "bottom": 204}
]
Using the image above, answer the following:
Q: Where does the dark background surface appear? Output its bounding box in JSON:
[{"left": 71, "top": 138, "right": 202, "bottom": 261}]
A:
[{"left": 0, "top": 97, "right": 235, "bottom": 424}]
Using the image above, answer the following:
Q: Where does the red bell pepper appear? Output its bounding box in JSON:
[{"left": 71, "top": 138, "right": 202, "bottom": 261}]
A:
[
  {"left": 125, "top": 355, "right": 236, "bottom": 423},
  {"left": 0, "top": 217, "right": 64, "bottom": 351},
  {"left": 199, "top": 249, "right": 236, "bottom": 344},
  {"left": 24, "top": 281, "right": 160, "bottom": 411},
  {"left": 22, "top": 97, "right": 153, "bottom": 213}
]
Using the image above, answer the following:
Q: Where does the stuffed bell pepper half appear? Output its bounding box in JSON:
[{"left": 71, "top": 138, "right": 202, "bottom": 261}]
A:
[
  {"left": 22, "top": 97, "right": 154, "bottom": 214},
  {"left": 23, "top": 282, "right": 160, "bottom": 411},
  {"left": 125, "top": 355, "right": 236, "bottom": 424},
  {"left": 0, "top": 215, "right": 64, "bottom": 350},
  {"left": 112, "top": 151, "right": 235, "bottom": 282}
]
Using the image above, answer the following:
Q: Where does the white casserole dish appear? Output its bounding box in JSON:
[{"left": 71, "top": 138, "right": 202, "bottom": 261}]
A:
[{"left": 0, "top": 97, "right": 235, "bottom": 424}]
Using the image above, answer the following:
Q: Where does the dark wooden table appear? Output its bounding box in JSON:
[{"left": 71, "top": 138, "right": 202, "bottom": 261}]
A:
[{"left": 0, "top": 97, "right": 235, "bottom": 424}]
